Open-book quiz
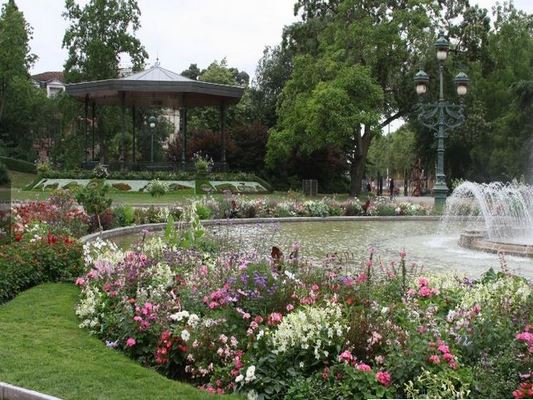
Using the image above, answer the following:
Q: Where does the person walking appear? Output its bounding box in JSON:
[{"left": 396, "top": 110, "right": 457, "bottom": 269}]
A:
[{"left": 389, "top": 178, "right": 395, "bottom": 200}]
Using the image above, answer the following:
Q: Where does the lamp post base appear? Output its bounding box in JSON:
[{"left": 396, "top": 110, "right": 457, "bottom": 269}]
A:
[{"left": 433, "top": 183, "right": 449, "bottom": 212}]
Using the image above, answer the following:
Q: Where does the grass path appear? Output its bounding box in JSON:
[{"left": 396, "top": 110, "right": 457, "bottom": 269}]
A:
[
  {"left": 0, "top": 283, "right": 237, "bottom": 400},
  {"left": 7, "top": 170, "right": 37, "bottom": 189}
]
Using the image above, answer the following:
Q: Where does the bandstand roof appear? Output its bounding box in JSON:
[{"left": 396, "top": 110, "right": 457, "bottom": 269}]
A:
[{"left": 65, "top": 62, "right": 244, "bottom": 108}]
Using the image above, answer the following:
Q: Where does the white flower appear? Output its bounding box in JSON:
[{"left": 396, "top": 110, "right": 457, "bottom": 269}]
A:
[
  {"left": 170, "top": 310, "right": 190, "bottom": 322},
  {"left": 187, "top": 314, "right": 200, "bottom": 327},
  {"left": 235, "top": 374, "right": 244, "bottom": 383},
  {"left": 247, "top": 390, "right": 258, "bottom": 400},
  {"left": 181, "top": 329, "right": 190, "bottom": 342},
  {"left": 245, "top": 365, "right": 256, "bottom": 383}
]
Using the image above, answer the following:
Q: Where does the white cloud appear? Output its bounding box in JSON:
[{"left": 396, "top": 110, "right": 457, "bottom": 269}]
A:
[
  {"left": 11, "top": 0, "right": 297, "bottom": 77},
  {"left": 6, "top": 0, "right": 532, "bottom": 79}
]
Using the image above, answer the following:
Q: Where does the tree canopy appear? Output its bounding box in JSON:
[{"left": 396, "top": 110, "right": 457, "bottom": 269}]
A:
[
  {"left": 267, "top": 0, "right": 436, "bottom": 195},
  {"left": 62, "top": 0, "right": 148, "bottom": 82}
]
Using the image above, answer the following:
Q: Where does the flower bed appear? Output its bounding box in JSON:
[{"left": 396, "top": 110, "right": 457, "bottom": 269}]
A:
[
  {"left": 105, "top": 196, "right": 430, "bottom": 230},
  {"left": 0, "top": 237, "right": 83, "bottom": 304},
  {"left": 0, "top": 191, "right": 87, "bottom": 303},
  {"left": 77, "top": 234, "right": 532, "bottom": 399},
  {"left": 12, "top": 191, "right": 89, "bottom": 239}
]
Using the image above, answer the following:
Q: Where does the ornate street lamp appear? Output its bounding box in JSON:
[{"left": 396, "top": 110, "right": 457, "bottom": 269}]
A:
[
  {"left": 148, "top": 115, "right": 157, "bottom": 164},
  {"left": 414, "top": 31, "right": 470, "bottom": 210}
]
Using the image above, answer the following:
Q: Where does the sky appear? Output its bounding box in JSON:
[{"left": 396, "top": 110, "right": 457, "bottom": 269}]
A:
[{"left": 10, "top": 0, "right": 533, "bottom": 80}]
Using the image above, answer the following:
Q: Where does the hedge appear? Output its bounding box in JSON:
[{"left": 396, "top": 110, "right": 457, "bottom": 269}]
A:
[
  {"left": 0, "top": 156, "right": 36, "bottom": 174},
  {"left": 0, "top": 239, "right": 83, "bottom": 304}
]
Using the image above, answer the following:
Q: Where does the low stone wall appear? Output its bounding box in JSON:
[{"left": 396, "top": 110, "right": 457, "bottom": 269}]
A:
[
  {"left": 459, "top": 230, "right": 533, "bottom": 258},
  {"left": 80, "top": 215, "right": 441, "bottom": 244},
  {"left": 0, "top": 383, "right": 60, "bottom": 400}
]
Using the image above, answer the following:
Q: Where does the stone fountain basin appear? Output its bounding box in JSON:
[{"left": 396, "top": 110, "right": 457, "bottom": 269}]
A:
[{"left": 459, "top": 230, "right": 533, "bottom": 257}]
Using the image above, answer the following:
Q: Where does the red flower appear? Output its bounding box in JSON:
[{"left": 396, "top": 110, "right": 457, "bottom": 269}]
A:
[{"left": 47, "top": 232, "right": 57, "bottom": 245}]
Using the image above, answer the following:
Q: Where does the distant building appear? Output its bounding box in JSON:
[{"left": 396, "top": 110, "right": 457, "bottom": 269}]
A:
[{"left": 32, "top": 71, "right": 65, "bottom": 98}]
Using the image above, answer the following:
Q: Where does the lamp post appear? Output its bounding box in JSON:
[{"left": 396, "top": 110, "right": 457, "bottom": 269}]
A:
[
  {"left": 414, "top": 31, "right": 470, "bottom": 211},
  {"left": 148, "top": 115, "right": 156, "bottom": 165}
]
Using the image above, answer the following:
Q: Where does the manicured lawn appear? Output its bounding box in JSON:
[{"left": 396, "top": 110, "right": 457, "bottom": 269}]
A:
[
  {"left": 7, "top": 170, "right": 37, "bottom": 189},
  {"left": 0, "top": 283, "right": 238, "bottom": 400}
]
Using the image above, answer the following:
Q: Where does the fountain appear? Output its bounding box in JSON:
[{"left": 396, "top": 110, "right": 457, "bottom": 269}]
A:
[{"left": 444, "top": 181, "right": 533, "bottom": 257}]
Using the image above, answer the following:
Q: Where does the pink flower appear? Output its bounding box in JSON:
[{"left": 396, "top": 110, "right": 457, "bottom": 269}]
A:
[
  {"left": 437, "top": 344, "right": 450, "bottom": 354},
  {"left": 75, "top": 277, "right": 85, "bottom": 286},
  {"left": 242, "top": 312, "right": 251, "bottom": 320},
  {"left": 126, "top": 337, "right": 136, "bottom": 347},
  {"left": 357, "top": 363, "right": 372, "bottom": 372},
  {"left": 399, "top": 249, "right": 406, "bottom": 259},
  {"left": 428, "top": 355, "right": 440, "bottom": 364},
  {"left": 268, "top": 312, "right": 283, "bottom": 325},
  {"left": 356, "top": 273, "right": 368, "bottom": 284},
  {"left": 199, "top": 265, "right": 208, "bottom": 276},
  {"left": 516, "top": 332, "right": 533, "bottom": 343},
  {"left": 339, "top": 350, "right": 354, "bottom": 363},
  {"left": 286, "top": 304, "right": 294, "bottom": 312},
  {"left": 376, "top": 371, "right": 391, "bottom": 386},
  {"left": 417, "top": 326, "right": 428, "bottom": 333},
  {"left": 311, "top": 284, "right": 320, "bottom": 292},
  {"left": 418, "top": 286, "right": 432, "bottom": 297},
  {"left": 443, "top": 352, "right": 454, "bottom": 362},
  {"left": 418, "top": 277, "right": 429, "bottom": 287}
]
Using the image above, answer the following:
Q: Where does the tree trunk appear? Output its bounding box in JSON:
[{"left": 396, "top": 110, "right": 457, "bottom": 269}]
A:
[
  {"left": 349, "top": 125, "right": 374, "bottom": 197},
  {"left": 99, "top": 112, "right": 106, "bottom": 164}
]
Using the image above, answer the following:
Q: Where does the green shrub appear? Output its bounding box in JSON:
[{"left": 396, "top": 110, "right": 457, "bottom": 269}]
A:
[
  {"left": 0, "top": 238, "right": 83, "bottom": 304},
  {"left": 215, "top": 183, "right": 238, "bottom": 193},
  {"left": 63, "top": 181, "right": 81, "bottom": 190},
  {"left": 0, "top": 156, "right": 36, "bottom": 174},
  {"left": 112, "top": 205, "right": 135, "bottom": 227},
  {"left": 195, "top": 203, "right": 212, "bottom": 220},
  {"left": 145, "top": 179, "right": 168, "bottom": 197},
  {"left": 36, "top": 161, "right": 52, "bottom": 175},
  {"left": 285, "top": 363, "right": 396, "bottom": 399},
  {"left": 75, "top": 180, "right": 112, "bottom": 232},
  {"left": 111, "top": 183, "right": 132, "bottom": 191},
  {"left": 0, "top": 161, "right": 10, "bottom": 186},
  {"left": 193, "top": 153, "right": 213, "bottom": 175}
]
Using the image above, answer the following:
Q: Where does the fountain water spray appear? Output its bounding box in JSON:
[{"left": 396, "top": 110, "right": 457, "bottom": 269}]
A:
[{"left": 443, "top": 181, "right": 533, "bottom": 245}]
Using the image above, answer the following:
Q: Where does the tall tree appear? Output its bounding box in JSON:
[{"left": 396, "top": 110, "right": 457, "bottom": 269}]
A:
[
  {"left": 62, "top": 0, "right": 148, "bottom": 82},
  {"left": 0, "top": 0, "right": 35, "bottom": 123},
  {"left": 250, "top": 45, "right": 293, "bottom": 127},
  {"left": 268, "top": 0, "right": 436, "bottom": 195},
  {"left": 61, "top": 0, "right": 149, "bottom": 164}
]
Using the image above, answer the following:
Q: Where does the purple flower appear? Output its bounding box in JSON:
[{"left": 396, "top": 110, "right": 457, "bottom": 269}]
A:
[{"left": 253, "top": 272, "right": 267, "bottom": 288}]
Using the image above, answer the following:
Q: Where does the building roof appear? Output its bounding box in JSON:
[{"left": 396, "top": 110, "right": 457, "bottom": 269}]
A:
[
  {"left": 124, "top": 63, "right": 194, "bottom": 82},
  {"left": 32, "top": 71, "right": 65, "bottom": 83},
  {"left": 65, "top": 63, "right": 244, "bottom": 108}
]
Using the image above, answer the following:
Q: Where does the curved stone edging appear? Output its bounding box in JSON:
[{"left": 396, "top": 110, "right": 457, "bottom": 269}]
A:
[
  {"left": 0, "top": 382, "right": 61, "bottom": 400},
  {"left": 459, "top": 230, "right": 533, "bottom": 258},
  {"left": 80, "top": 215, "right": 441, "bottom": 244}
]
